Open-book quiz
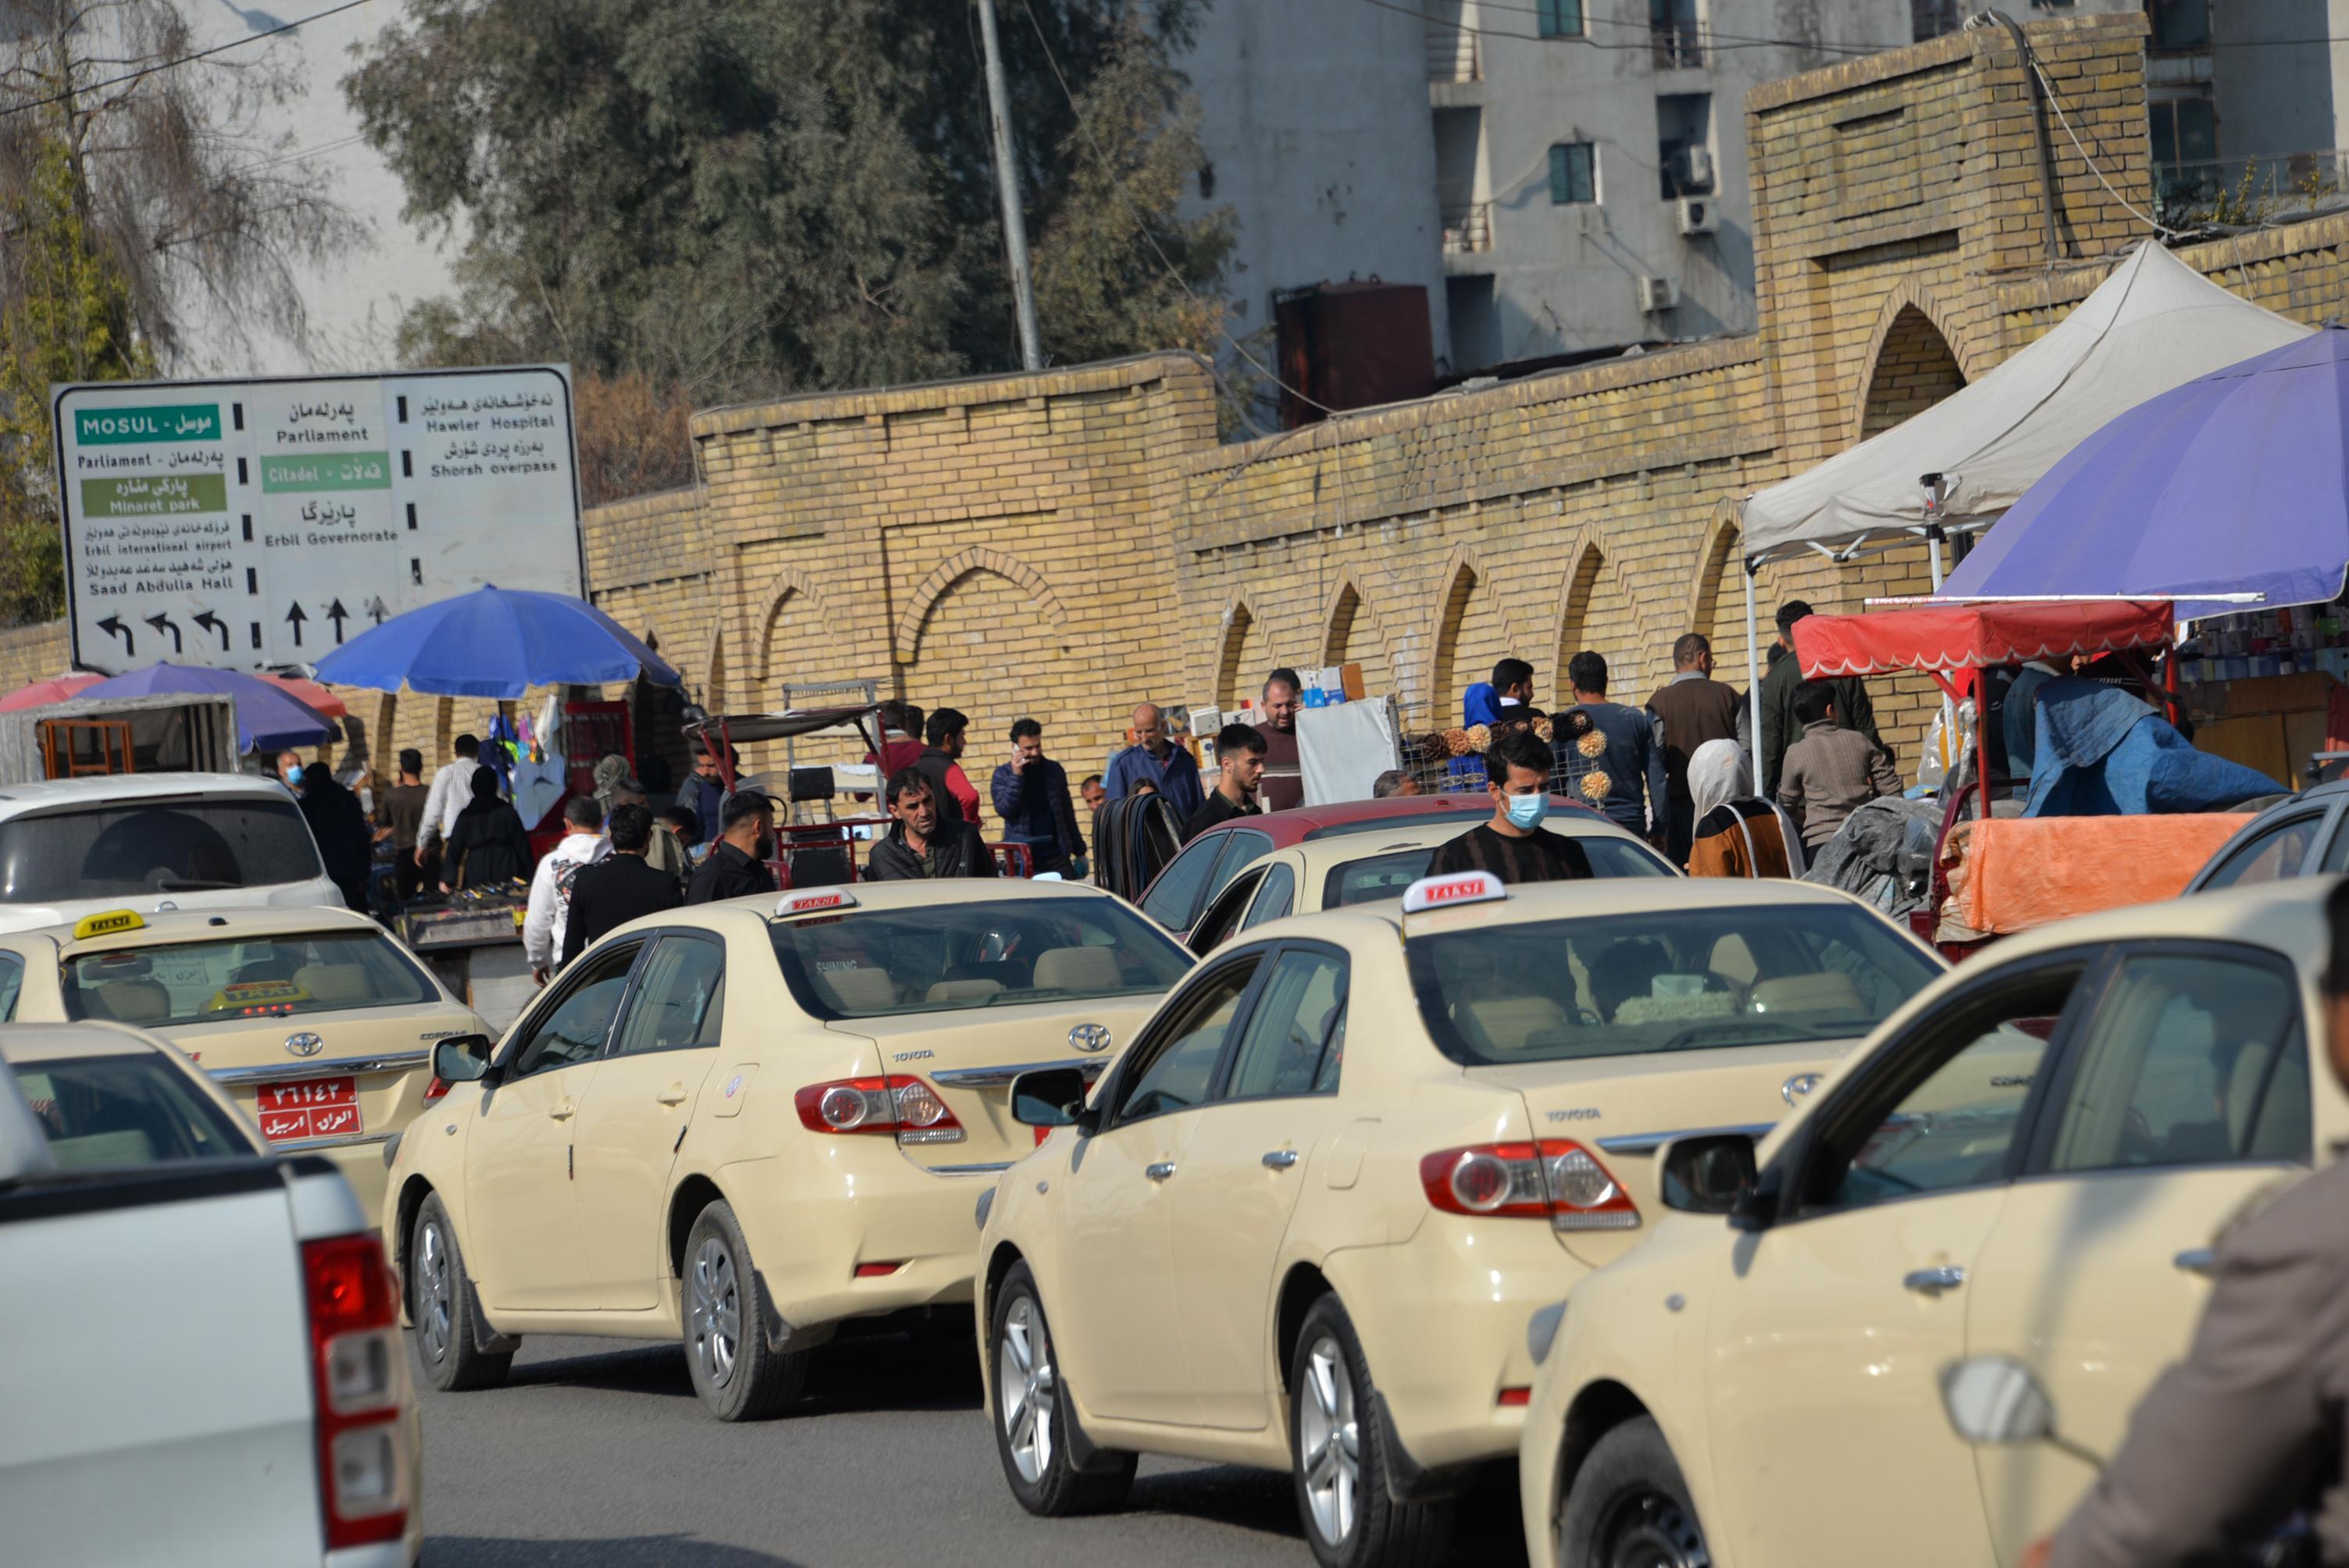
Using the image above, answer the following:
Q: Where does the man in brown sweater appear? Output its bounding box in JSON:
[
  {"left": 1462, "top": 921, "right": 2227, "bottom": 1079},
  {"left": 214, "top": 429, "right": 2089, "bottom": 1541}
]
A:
[
  {"left": 1645, "top": 633, "right": 1749, "bottom": 864},
  {"left": 1776, "top": 679, "right": 1901, "bottom": 853},
  {"left": 1254, "top": 668, "right": 1304, "bottom": 812}
]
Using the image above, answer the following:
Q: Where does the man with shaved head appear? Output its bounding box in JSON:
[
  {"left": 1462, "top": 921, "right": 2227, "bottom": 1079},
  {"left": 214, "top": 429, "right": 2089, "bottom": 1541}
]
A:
[{"left": 1103, "top": 700, "right": 1204, "bottom": 819}]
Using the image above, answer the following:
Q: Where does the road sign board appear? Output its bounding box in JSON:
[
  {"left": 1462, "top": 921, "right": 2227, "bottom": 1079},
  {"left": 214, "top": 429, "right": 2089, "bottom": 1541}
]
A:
[{"left": 52, "top": 365, "right": 584, "bottom": 675}]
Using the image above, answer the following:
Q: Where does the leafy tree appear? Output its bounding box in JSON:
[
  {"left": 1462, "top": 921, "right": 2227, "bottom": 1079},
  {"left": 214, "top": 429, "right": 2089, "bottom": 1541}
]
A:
[{"left": 348, "top": 0, "right": 1235, "bottom": 418}]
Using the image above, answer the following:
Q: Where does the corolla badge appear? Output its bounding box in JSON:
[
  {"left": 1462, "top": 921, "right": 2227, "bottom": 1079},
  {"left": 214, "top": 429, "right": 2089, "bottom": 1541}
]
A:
[
  {"left": 1068, "top": 1022, "right": 1113, "bottom": 1054},
  {"left": 1781, "top": 1071, "right": 1824, "bottom": 1106},
  {"left": 284, "top": 1032, "right": 325, "bottom": 1059}
]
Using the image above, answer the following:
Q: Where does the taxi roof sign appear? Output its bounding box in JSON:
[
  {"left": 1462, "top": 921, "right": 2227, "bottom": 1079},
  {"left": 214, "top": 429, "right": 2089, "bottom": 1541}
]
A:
[
  {"left": 1399, "top": 871, "right": 1507, "bottom": 917},
  {"left": 72, "top": 910, "right": 146, "bottom": 940},
  {"left": 775, "top": 888, "right": 858, "bottom": 919}
]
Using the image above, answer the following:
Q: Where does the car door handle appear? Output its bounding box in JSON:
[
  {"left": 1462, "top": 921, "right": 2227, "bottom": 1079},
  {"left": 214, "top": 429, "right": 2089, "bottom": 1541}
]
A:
[
  {"left": 549, "top": 1099, "right": 576, "bottom": 1121},
  {"left": 1145, "top": 1162, "right": 1177, "bottom": 1182},
  {"left": 1902, "top": 1265, "right": 1966, "bottom": 1296},
  {"left": 657, "top": 1086, "right": 688, "bottom": 1106},
  {"left": 2174, "top": 1247, "right": 2217, "bottom": 1277},
  {"left": 1262, "top": 1149, "right": 1299, "bottom": 1170}
]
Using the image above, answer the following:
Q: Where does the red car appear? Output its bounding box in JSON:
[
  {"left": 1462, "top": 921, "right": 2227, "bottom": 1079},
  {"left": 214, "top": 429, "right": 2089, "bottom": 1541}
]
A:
[{"left": 1135, "top": 793, "right": 1678, "bottom": 953}]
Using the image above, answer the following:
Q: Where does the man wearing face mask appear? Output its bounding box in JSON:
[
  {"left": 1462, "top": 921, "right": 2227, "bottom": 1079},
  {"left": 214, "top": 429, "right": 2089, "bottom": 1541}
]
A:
[
  {"left": 1427, "top": 729, "right": 1592, "bottom": 884},
  {"left": 685, "top": 790, "right": 779, "bottom": 904}
]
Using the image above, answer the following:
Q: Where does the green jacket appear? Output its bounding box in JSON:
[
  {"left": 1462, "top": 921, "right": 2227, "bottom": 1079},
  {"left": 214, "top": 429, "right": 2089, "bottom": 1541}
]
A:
[{"left": 1759, "top": 647, "right": 1883, "bottom": 798}]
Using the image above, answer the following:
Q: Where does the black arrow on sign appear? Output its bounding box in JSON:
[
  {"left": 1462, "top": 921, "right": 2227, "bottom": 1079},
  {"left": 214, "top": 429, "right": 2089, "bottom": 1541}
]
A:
[
  {"left": 96, "top": 615, "right": 133, "bottom": 657},
  {"left": 192, "top": 611, "right": 229, "bottom": 650},
  {"left": 326, "top": 598, "right": 351, "bottom": 644},
  {"left": 284, "top": 601, "right": 308, "bottom": 648},
  {"left": 143, "top": 612, "right": 183, "bottom": 655},
  {"left": 363, "top": 596, "right": 387, "bottom": 625}
]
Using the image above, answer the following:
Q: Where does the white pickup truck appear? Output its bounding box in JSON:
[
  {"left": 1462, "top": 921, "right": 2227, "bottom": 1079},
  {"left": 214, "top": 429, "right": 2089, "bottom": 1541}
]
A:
[{"left": 0, "top": 1021, "right": 421, "bottom": 1567}]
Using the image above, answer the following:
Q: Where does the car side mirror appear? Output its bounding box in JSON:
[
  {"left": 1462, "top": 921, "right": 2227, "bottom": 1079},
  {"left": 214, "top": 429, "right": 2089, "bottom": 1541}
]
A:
[
  {"left": 433, "top": 1035, "right": 493, "bottom": 1085},
  {"left": 1010, "top": 1067, "right": 1090, "bottom": 1131},
  {"left": 1656, "top": 1131, "right": 1759, "bottom": 1216}
]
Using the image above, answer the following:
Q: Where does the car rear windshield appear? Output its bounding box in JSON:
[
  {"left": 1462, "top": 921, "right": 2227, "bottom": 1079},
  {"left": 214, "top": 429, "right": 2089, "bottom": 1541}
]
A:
[
  {"left": 1408, "top": 904, "right": 1938, "bottom": 1065},
  {"left": 772, "top": 898, "right": 1194, "bottom": 1020},
  {"left": 62, "top": 932, "right": 438, "bottom": 1028},
  {"left": 1325, "top": 837, "right": 1674, "bottom": 908},
  {"left": 0, "top": 798, "right": 323, "bottom": 903},
  {"left": 12, "top": 1054, "right": 253, "bottom": 1167}
]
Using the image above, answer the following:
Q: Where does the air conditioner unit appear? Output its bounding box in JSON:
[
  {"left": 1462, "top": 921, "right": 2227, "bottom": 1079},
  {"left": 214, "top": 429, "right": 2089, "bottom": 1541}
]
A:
[
  {"left": 1636, "top": 276, "right": 1680, "bottom": 314},
  {"left": 1677, "top": 195, "right": 1718, "bottom": 236},
  {"left": 1681, "top": 145, "right": 1716, "bottom": 191}
]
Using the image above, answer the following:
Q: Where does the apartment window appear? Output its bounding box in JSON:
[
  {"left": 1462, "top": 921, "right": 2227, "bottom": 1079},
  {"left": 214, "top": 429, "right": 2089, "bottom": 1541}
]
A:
[
  {"left": 1651, "top": 0, "right": 1702, "bottom": 67},
  {"left": 2150, "top": 96, "right": 2218, "bottom": 171},
  {"left": 1549, "top": 143, "right": 1597, "bottom": 205},
  {"left": 1657, "top": 93, "right": 1715, "bottom": 199},
  {"left": 2148, "top": 0, "right": 2209, "bottom": 52},
  {"left": 1538, "top": 0, "right": 1584, "bottom": 37}
]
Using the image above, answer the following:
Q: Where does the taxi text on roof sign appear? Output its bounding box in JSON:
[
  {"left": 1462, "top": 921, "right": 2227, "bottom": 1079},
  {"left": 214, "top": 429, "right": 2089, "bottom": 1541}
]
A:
[
  {"left": 72, "top": 910, "right": 146, "bottom": 940},
  {"left": 1400, "top": 871, "right": 1508, "bottom": 917},
  {"left": 775, "top": 888, "right": 858, "bottom": 918}
]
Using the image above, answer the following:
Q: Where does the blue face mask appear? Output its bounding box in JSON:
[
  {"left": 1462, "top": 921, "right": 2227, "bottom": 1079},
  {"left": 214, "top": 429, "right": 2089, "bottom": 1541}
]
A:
[
  {"left": 284, "top": 764, "right": 303, "bottom": 786},
  {"left": 1503, "top": 791, "right": 1548, "bottom": 830}
]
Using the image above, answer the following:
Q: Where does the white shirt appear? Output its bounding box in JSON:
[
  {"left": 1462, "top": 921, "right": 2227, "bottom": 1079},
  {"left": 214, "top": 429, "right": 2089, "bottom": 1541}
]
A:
[
  {"left": 418, "top": 757, "right": 482, "bottom": 850},
  {"left": 522, "top": 832, "right": 610, "bottom": 969}
]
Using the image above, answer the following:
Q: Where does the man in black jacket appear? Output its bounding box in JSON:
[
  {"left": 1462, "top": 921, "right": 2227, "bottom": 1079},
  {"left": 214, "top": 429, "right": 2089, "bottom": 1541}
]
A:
[
  {"left": 868, "top": 769, "right": 1000, "bottom": 881},
  {"left": 561, "top": 805, "right": 684, "bottom": 965},
  {"left": 686, "top": 790, "right": 779, "bottom": 905},
  {"left": 287, "top": 751, "right": 373, "bottom": 913}
]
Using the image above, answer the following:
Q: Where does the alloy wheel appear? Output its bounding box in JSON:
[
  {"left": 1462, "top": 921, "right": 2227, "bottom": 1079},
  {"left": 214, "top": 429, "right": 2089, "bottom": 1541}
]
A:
[
  {"left": 416, "top": 1217, "right": 453, "bottom": 1365},
  {"left": 1591, "top": 1486, "right": 1710, "bottom": 1568},
  {"left": 999, "top": 1294, "right": 1057, "bottom": 1484},
  {"left": 687, "top": 1235, "right": 742, "bottom": 1390},
  {"left": 1299, "top": 1333, "right": 1361, "bottom": 1546}
]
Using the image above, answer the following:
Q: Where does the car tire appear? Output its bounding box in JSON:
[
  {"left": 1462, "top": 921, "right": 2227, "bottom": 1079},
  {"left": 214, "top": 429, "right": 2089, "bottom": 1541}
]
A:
[
  {"left": 410, "top": 1193, "right": 512, "bottom": 1393},
  {"left": 989, "top": 1260, "right": 1136, "bottom": 1516},
  {"left": 1289, "top": 1294, "right": 1451, "bottom": 1568},
  {"left": 681, "top": 1200, "right": 808, "bottom": 1421},
  {"left": 1556, "top": 1415, "right": 1710, "bottom": 1568}
]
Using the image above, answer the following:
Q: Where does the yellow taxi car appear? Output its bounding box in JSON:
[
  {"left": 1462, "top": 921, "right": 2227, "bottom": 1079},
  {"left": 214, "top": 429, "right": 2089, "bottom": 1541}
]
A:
[
  {"left": 386, "top": 878, "right": 1194, "bottom": 1420},
  {"left": 0, "top": 907, "right": 491, "bottom": 1222},
  {"left": 1517, "top": 877, "right": 2335, "bottom": 1568},
  {"left": 975, "top": 871, "right": 1942, "bottom": 1568}
]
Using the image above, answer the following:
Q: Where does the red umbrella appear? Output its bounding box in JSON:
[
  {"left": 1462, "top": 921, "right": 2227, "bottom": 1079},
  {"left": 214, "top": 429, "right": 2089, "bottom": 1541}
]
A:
[
  {"left": 264, "top": 674, "right": 348, "bottom": 720},
  {"left": 0, "top": 673, "right": 99, "bottom": 712}
]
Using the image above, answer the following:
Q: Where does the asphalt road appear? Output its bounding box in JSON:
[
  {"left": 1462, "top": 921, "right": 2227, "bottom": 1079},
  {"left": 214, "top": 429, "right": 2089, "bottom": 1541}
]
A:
[{"left": 415, "top": 1325, "right": 1532, "bottom": 1568}]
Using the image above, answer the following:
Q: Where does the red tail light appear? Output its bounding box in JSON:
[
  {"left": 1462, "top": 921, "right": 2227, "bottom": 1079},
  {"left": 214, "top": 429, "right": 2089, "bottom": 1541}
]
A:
[
  {"left": 794, "top": 1076, "right": 965, "bottom": 1145},
  {"left": 422, "top": 1076, "right": 450, "bottom": 1103},
  {"left": 1418, "top": 1141, "right": 1639, "bottom": 1231},
  {"left": 301, "top": 1232, "right": 407, "bottom": 1550}
]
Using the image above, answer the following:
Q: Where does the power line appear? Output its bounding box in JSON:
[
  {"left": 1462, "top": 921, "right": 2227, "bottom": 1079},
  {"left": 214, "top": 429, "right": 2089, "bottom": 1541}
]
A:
[
  {"left": 1353, "top": 0, "right": 1880, "bottom": 55},
  {"left": 0, "top": 0, "right": 374, "bottom": 122},
  {"left": 2026, "top": 53, "right": 2182, "bottom": 240},
  {"left": 1431, "top": 0, "right": 1885, "bottom": 56}
]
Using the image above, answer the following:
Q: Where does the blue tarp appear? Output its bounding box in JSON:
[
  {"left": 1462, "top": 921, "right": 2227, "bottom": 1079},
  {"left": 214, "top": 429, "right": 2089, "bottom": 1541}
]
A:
[
  {"left": 1943, "top": 327, "right": 2349, "bottom": 618},
  {"left": 79, "top": 663, "right": 333, "bottom": 754},
  {"left": 2023, "top": 678, "right": 2279, "bottom": 817}
]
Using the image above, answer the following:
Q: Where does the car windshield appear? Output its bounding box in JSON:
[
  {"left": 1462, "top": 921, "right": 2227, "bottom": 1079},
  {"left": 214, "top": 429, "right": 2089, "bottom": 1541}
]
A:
[
  {"left": 1407, "top": 904, "right": 1938, "bottom": 1065},
  {"left": 1326, "top": 837, "right": 1673, "bottom": 908},
  {"left": 772, "top": 898, "right": 1194, "bottom": 1020},
  {"left": 0, "top": 799, "right": 323, "bottom": 902},
  {"left": 61, "top": 932, "right": 439, "bottom": 1027},
  {"left": 12, "top": 1053, "right": 253, "bottom": 1167}
]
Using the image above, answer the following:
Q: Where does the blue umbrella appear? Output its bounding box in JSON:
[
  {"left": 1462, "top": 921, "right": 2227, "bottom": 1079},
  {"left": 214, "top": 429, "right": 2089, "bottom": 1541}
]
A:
[
  {"left": 1943, "top": 326, "right": 2349, "bottom": 618},
  {"left": 79, "top": 663, "right": 336, "bottom": 754},
  {"left": 312, "top": 586, "right": 680, "bottom": 698}
]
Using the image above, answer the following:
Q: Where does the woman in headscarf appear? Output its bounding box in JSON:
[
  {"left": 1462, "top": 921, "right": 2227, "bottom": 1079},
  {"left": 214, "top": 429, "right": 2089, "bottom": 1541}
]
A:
[
  {"left": 1684, "top": 738, "right": 1805, "bottom": 878},
  {"left": 441, "top": 767, "right": 535, "bottom": 891}
]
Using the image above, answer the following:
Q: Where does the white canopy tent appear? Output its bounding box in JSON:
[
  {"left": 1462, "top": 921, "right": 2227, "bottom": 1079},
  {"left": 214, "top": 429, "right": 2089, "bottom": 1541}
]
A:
[{"left": 1731, "top": 241, "right": 2311, "bottom": 772}]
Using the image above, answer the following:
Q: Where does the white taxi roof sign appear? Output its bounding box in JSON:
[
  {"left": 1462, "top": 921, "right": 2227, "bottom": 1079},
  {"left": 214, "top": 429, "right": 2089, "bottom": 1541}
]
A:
[
  {"left": 72, "top": 909, "right": 146, "bottom": 940},
  {"left": 1399, "top": 871, "right": 1507, "bottom": 916},
  {"left": 775, "top": 888, "right": 858, "bottom": 918}
]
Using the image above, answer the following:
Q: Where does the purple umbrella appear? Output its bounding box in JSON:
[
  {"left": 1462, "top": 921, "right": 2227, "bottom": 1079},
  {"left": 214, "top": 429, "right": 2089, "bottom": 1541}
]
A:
[
  {"left": 79, "top": 663, "right": 336, "bottom": 754},
  {"left": 1942, "top": 326, "right": 2349, "bottom": 618}
]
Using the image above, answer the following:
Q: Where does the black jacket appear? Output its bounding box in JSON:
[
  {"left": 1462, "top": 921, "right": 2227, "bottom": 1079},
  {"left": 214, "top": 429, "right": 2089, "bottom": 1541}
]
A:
[
  {"left": 297, "top": 774, "right": 373, "bottom": 911},
  {"left": 914, "top": 747, "right": 968, "bottom": 829},
  {"left": 560, "top": 853, "right": 685, "bottom": 966},
  {"left": 867, "top": 821, "right": 1000, "bottom": 881},
  {"left": 686, "top": 839, "right": 779, "bottom": 905},
  {"left": 444, "top": 799, "right": 532, "bottom": 889}
]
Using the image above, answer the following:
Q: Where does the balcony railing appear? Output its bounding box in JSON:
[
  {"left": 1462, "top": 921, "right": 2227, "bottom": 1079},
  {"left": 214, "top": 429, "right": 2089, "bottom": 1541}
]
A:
[
  {"left": 1426, "top": 24, "right": 1479, "bottom": 83},
  {"left": 1652, "top": 21, "right": 1704, "bottom": 69},
  {"left": 2154, "top": 150, "right": 2349, "bottom": 227},
  {"left": 1442, "top": 201, "right": 1493, "bottom": 255}
]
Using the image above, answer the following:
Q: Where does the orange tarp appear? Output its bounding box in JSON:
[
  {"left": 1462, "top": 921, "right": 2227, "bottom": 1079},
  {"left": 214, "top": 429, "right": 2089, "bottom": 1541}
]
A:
[{"left": 1943, "top": 814, "right": 2255, "bottom": 936}]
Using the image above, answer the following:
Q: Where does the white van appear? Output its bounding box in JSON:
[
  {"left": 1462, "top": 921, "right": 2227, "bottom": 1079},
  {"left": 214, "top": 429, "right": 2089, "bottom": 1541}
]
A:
[{"left": 0, "top": 774, "right": 342, "bottom": 935}]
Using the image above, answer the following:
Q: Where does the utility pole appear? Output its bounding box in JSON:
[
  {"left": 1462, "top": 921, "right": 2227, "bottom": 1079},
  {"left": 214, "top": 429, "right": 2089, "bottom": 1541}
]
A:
[{"left": 975, "top": 0, "right": 1043, "bottom": 372}]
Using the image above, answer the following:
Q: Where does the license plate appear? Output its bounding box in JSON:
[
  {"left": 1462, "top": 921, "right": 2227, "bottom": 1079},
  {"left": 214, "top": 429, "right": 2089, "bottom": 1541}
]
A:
[{"left": 255, "top": 1077, "right": 362, "bottom": 1143}]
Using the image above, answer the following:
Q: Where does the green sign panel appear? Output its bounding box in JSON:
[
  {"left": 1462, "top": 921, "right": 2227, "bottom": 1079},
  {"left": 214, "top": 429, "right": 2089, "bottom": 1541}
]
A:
[
  {"left": 80, "top": 473, "right": 230, "bottom": 517},
  {"left": 260, "top": 452, "right": 393, "bottom": 493},
  {"left": 74, "top": 404, "right": 222, "bottom": 445}
]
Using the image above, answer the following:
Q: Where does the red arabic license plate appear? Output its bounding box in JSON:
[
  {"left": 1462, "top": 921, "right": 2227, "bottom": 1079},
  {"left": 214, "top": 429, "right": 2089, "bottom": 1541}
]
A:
[{"left": 255, "top": 1077, "right": 361, "bottom": 1143}]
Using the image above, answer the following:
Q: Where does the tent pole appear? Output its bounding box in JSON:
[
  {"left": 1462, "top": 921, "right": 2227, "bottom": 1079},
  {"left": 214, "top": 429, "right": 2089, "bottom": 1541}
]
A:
[
  {"left": 1743, "top": 559, "right": 1764, "bottom": 784},
  {"left": 1927, "top": 529, "right": 1955, "bottom": 780}
]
